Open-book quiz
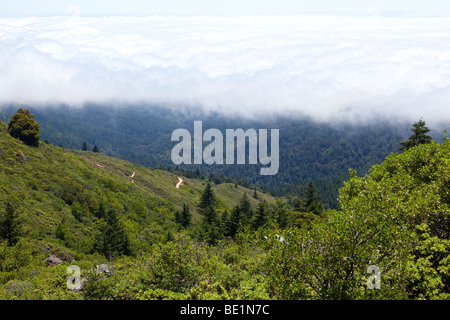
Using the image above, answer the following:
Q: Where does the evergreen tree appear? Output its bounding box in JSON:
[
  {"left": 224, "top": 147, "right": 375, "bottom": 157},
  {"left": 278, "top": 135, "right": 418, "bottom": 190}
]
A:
[
  {"left": 293, "top": 196, "right": 304, "bottom": 212},
  {"left": 181, "top": 204, "right": 191, "bottom": 228},
  {"left": 175, "top": 210, "right": 183, "bottom": 226},
  {"left": 198, "top": 182, "right": 216, "bottom": 216},
  {"left": 239, "top": 193, "right": 253, "bottom": 221},
  {"left": 200, "top": 205, "right": 221, "bottom": 245},
  {"left": 94, "top": 207, "right": 131, "bottom": 261},
  {"left": 0, "top": 201, "right": 21, "bottom": 246},
  {"left": 221, "top": 209, "right": 229, "bottom": 228},
  {"left": 399, "top": 119, "right": 433, "bottom": 151},
  {"left": 252, "top": 200, "right": 269, "bottom": 230},
  {"left": 198, "top": 183, "right": 221, "bottom": 245},
  {"left": 44, "top": 139, "right": 49, "bottom": 144},
  {"left": 274, "top": 200, "right": 289, "bottom": 229},
  {"left": 7, "top": 108, "right": 40, "bottom": 147},
  {"left": 176, "top": 204, "right": 191, "bottom": 228},
  {"left": 253, "top": 187, "right": 258, "bottom": 199},
  {"left": 92, "top": 145, "right": 99, "bottom": 153},
  {"left": 225, "top": 205, "right": 247, "bottom": 238},
  {"left": 302, "top": 180, "right": 324, "bottom": 216},
  {"left": 82, "top": 141, "right": 88, "bottom": 151}
]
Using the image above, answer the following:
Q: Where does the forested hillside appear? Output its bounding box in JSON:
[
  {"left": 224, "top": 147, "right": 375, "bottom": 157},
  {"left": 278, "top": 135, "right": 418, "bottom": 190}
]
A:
[
  {"left": 0, "top": 104, "right": 419, "bottom": 208},
  {"left": 0, "top": 110, "right": 448, "bottom": 300}
]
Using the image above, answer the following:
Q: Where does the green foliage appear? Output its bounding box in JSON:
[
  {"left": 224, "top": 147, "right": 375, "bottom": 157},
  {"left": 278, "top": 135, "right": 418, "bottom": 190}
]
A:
[
  {"left": 7, "top": 108, "right": 40, "bottom": 147},
  {"left": 337, "top": 139, "right": 450, "bottom": 299},
  {"left": 0, "top": 240, "right": 32, "bottom": 272}
]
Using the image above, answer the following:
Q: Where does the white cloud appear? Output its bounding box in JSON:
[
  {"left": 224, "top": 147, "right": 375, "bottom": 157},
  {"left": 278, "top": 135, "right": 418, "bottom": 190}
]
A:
[{"left": 1, "top": 15, "right": 450, "bottom": 123}]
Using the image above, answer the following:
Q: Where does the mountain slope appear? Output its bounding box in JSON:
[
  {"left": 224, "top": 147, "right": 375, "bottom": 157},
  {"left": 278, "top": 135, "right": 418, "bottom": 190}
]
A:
[
  {"left": 0, "top": 104, "right": 417, "bottom": 208},
  {"left": 0, "top": 118, "right": 274, "bottom": 254}
]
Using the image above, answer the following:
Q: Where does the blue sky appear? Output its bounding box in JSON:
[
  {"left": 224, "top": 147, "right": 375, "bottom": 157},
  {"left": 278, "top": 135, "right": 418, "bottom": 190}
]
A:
[{"left": 1, "top": 0, "right": 450, "bottom": 17}]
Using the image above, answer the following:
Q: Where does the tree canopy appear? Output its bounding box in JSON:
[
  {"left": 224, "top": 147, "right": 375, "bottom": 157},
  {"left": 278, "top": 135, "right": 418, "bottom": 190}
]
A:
[{"left": 7, "top": 108, "right": 40, "bottom": 147}]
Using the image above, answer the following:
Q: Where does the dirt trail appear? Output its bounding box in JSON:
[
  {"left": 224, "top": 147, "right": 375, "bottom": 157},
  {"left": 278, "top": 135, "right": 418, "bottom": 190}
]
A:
[{"left": 176, "top": 177, "right": 183, "bottom": 188}]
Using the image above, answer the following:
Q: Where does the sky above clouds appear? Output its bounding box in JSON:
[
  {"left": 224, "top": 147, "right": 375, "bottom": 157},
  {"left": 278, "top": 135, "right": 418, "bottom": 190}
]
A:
[
  {"left": 1, "top": 1, "right": 450, "bottom": 122},
  {"left": 2, "top": 0, "right": 450, "bottom": 17}
]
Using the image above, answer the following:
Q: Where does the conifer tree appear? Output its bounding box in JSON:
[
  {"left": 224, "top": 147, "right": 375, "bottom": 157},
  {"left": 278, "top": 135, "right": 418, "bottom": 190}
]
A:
[
  {"left": 200, "top": 205, "right": 221, "bottom": 245},
  {"left": 274, "top": 200, "right": 289, "bottom": 229},
  {"left": 252, "top": 200, "right": 269, "bottom": 230},
  {"left": 239, "top": 193, "right": 253, "bottom": 221},
  {"left": 94, "top": 207, "right": 131, "bottom": 260},
  {"left": 0, "top": 201, "right": 21, "bottom": 246},
  {"left": 293, "top": 196, "right": 304, "bottom": 212},
  {"left": 198, "top": 182, "right": 216, "bottom": 216},
  {"left": 225, "top": 205, "right": 246, "bottom": 238},
  {"left": 303, "top": 180, "right": 324, "bottom": 216},
  {"left": 82, "top": 141, "right": 88, "bottom": 151},
  {"left": 92, "top": 145, "right": 99, "bottom": 153},
  {"left": 399, "top": 119, "right": 433, "bottom": 151},
  {"left": 181, "top": 204, "right": 191, "bottom": 228},
  {"left": 198, "top": 183, "right": 221, "bottom": 245},
  {"left": 176, "top": 204, "right": 191, "bottom": 228}
]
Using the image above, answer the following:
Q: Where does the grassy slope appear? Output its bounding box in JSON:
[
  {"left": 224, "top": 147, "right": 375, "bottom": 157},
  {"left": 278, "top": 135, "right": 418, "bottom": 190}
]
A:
[
  {"left": 67, "top": 149, "right": 274, "bottom": 217},
  {"left": 0, "top": 119, "right": 275, "bottom": 245}
]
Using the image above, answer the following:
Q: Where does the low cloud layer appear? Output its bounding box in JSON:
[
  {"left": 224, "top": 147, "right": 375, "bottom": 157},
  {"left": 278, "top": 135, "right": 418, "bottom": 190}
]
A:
[{"left": 1, "top": 15, "right": 450, "bottom": 122}]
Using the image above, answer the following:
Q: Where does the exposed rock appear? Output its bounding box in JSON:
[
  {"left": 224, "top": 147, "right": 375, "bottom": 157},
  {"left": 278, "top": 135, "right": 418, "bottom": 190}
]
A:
[
  {"left": 16, "top": 150, "right": 27, "bottom": 162},
  {"left": 43, "top": 254, "right": 62, "bottom": 266},
  {"left": 95, "top": 264, "right": 111, "bottom": 275}
]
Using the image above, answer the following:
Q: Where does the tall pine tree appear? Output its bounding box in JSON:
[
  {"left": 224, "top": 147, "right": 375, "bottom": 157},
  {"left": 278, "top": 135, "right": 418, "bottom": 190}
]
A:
[
  {"left": 225, "top": 205, "right": 246, "bottom": 238},
  {"left": 399, "top": 119, "right": 433, "bottom": 151},
  {"left": 252, "top": 200, "right": 269, "bottom": 230},
  {"left": 94, "top": 206, "right": 132, "bottom": 261},
  {"left": 239, "top": 193, "right": 253, "bottom": 222},
  {"left": 0, "top": 201, "right": 21, "bottom": 246},
  {"left": 274, "top": 200, "right": 289, "bottom": 229},
  {"left": 198, "top": 183, "right": 221, "bottom": 245},
  {"left": 176, "top": 204, "right": 192, "bottom": 228},
  {"left": 198, "top": 182, "right": 217, "bottom": 216},
  {"left": 302, "top": 180, "right": 324, "bottom": 216}
]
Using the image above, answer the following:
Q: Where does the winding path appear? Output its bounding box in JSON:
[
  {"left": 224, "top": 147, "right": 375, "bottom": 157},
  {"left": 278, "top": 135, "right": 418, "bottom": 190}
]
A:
[{"left": 176, "top": 177, "right": 183, "bottom": 188}]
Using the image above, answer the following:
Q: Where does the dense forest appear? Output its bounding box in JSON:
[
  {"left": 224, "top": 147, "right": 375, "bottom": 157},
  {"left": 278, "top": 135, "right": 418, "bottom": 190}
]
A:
[
  {"left": 0, "top": 108, "right": 449, "bottom": 301},
  {"left": 0, "top": 104, "right": 423, "bottom": 208}
]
